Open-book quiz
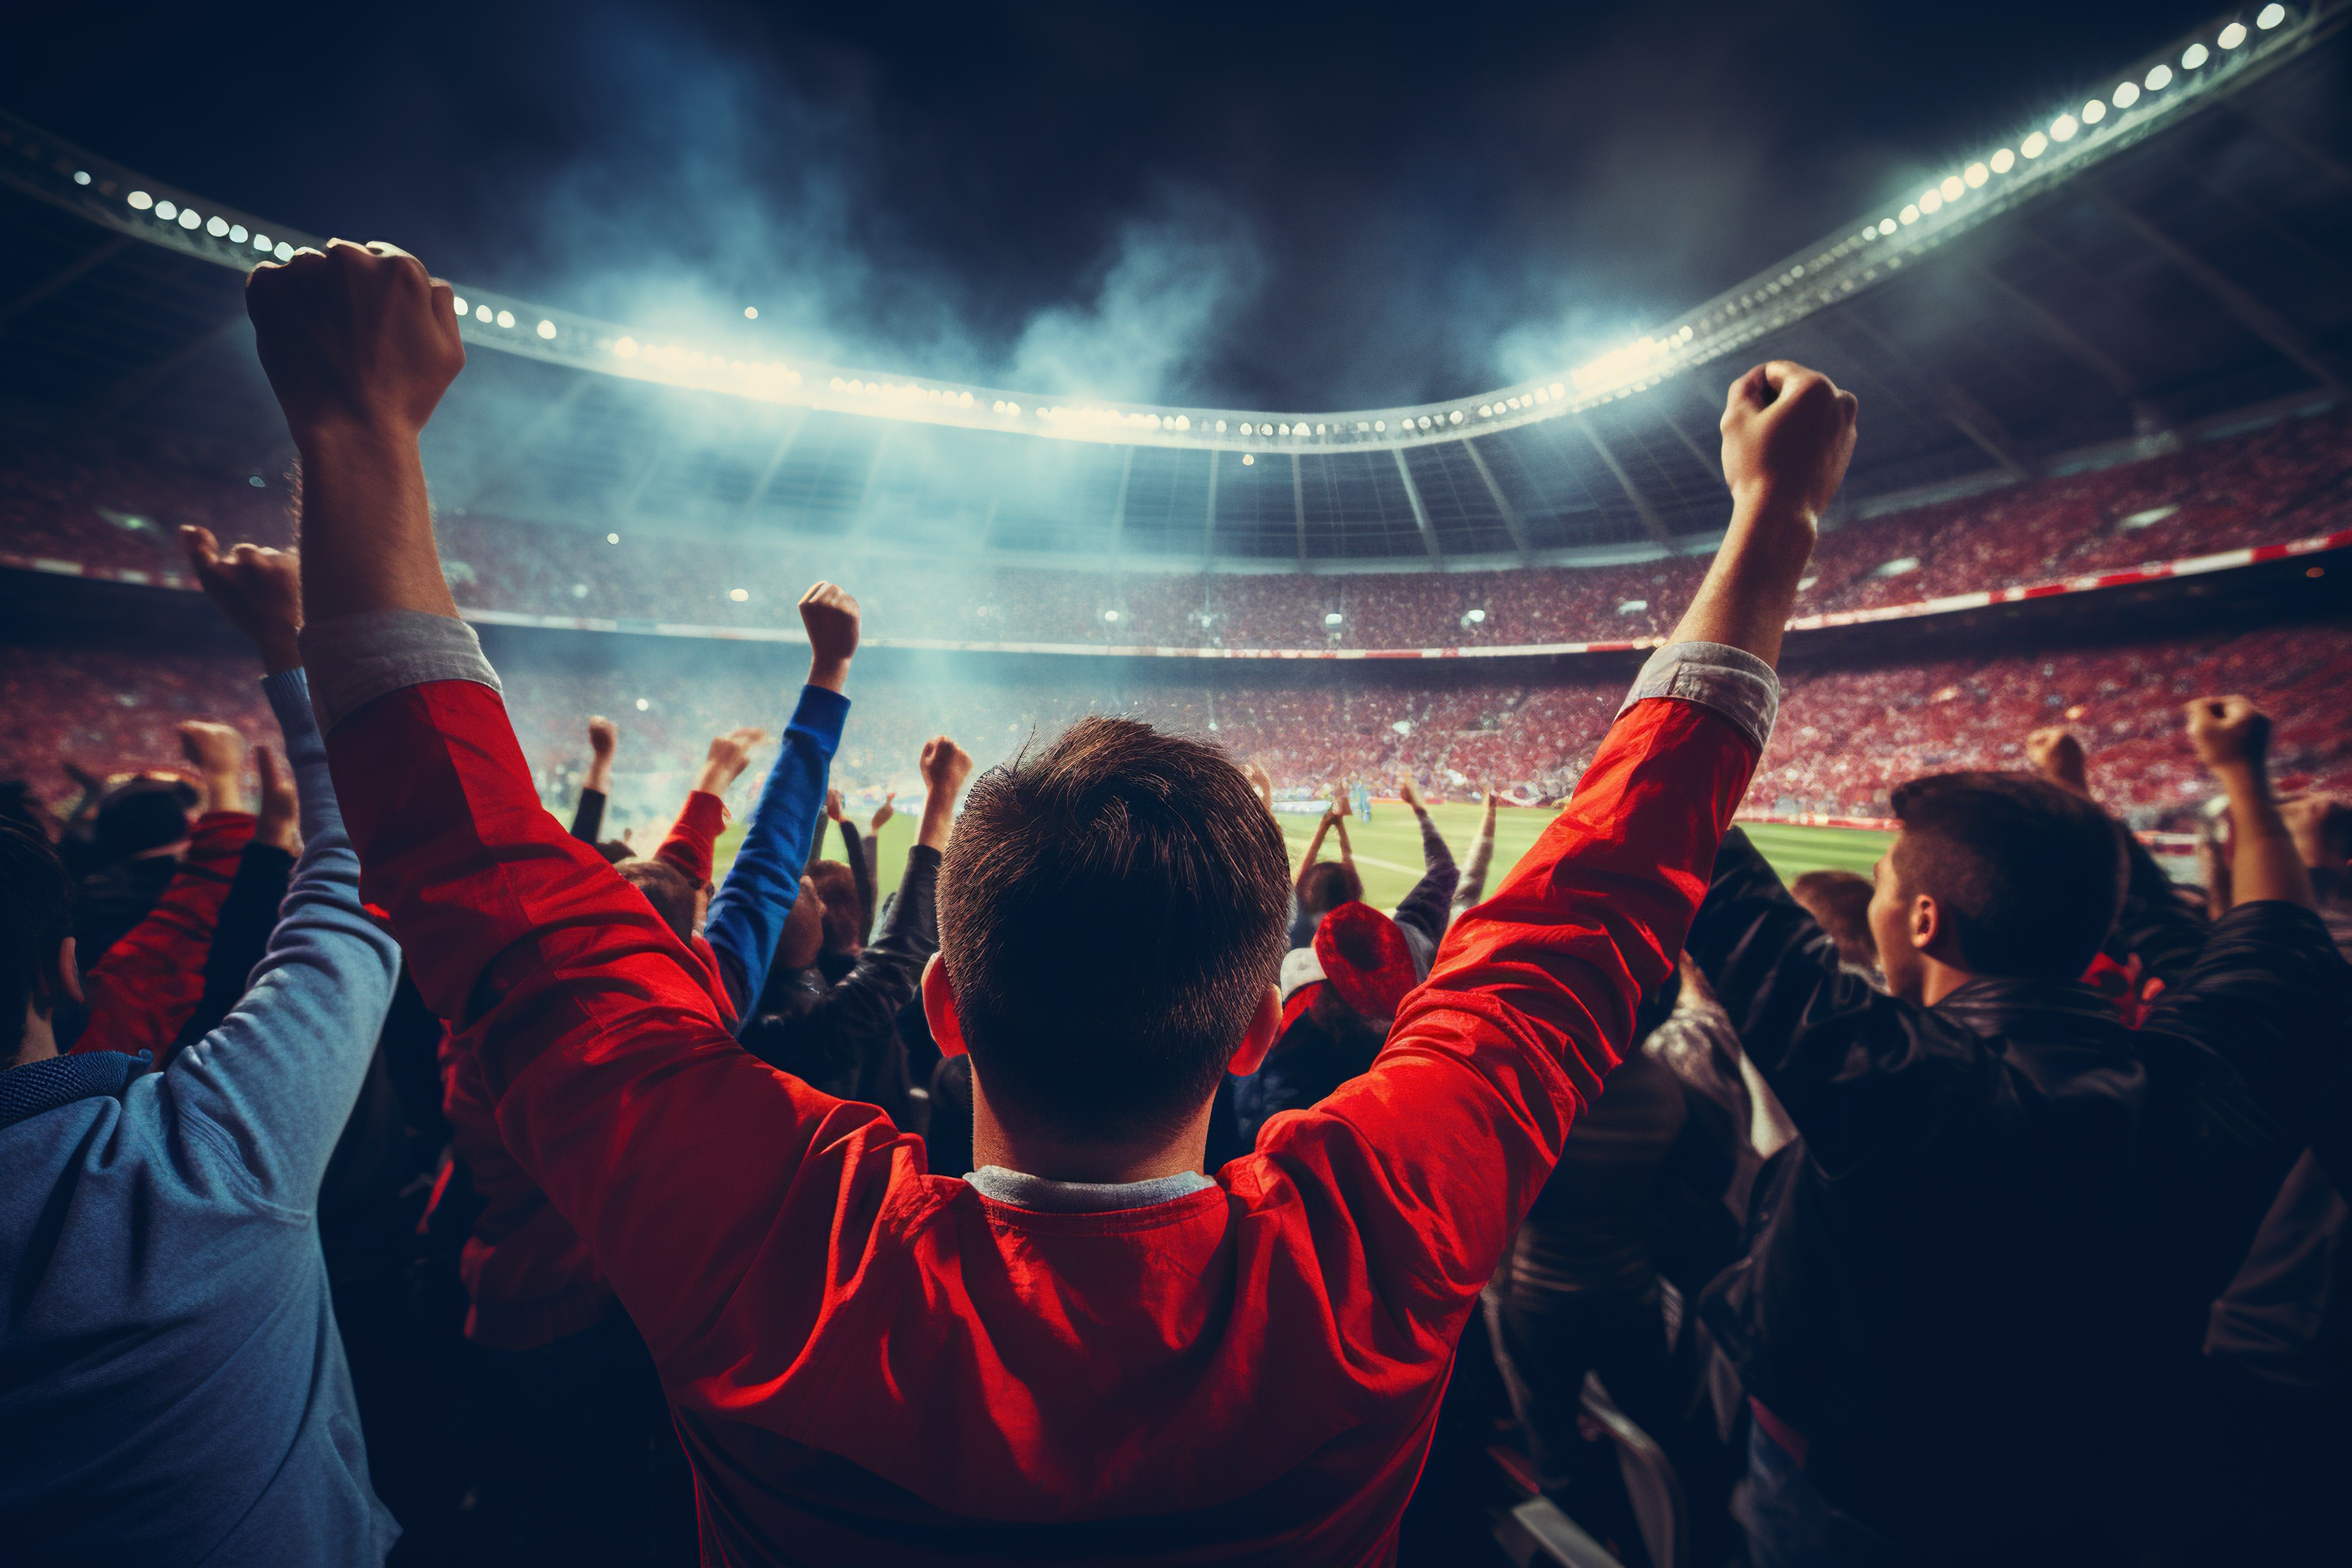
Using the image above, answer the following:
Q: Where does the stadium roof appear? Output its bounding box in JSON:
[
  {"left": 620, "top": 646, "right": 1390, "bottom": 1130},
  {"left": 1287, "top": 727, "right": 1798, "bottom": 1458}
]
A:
[{"left": 1, "top": 3, "right": 2346, "bottom": 568}]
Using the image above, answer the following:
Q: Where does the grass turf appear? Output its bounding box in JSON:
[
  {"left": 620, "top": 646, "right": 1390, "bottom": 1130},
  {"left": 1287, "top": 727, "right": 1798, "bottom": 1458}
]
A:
[{"left": 718, "top": 804, "right": 1893, "bottom": 912}]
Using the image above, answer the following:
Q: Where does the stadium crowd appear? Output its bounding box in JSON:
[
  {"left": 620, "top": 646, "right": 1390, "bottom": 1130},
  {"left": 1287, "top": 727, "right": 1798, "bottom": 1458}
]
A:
[
  {"left": 5, "top": 404, "right": 2345, "bottom": 651},
  {"left": 2, "top": 243, "right": 2349, "bottom": 1568}
]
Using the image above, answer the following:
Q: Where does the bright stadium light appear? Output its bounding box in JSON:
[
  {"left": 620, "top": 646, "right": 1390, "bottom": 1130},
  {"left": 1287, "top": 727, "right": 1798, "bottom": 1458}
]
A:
[
  {"left": 154, "top": 199, "right": 176, "bottom": 219},
  {"left": 2258, "top": 4, "right": 2286, "bottom": 29},
  {"left": 178, "top": 208, "right": 201, "bottom": 229},
  {"left": 1878, "top": 216, "right": 1899, "bottom": 234},
  {"left": 228, "top": 224, "right": 246, "bottom": 242},
  {"left": 635, "top": 698, "right": 650, "bottom": 712},
  {"left": 2021, "top": 131, "right": 2048, "bottom": 158},
  {"left": 536, "top": 319, "right": 556, "bottom": 339},
  {"left": 2219, "top": 21, "right": 2247, "bottom": 47},
  {"left": 1939, "top": 175, "right": 1964, "bottom": 200},
  {"left": 2181, "top": 42, "right": 2208, "bottom": 68},
  {"left": 1919, "top": 189, "right": 1942, "bottom": 214},
  {"left": 73, "top": 169, "right": 90, "bottom": 185},
  {"left": 1964, "top": 161, "right": 1988, "bottom": 187},
  {"left": 728, "top": 588, "right": 749, "bottom": 602},
  {"left": 606, "top": 533, "right": 620, "bottom": 544},
  {"left": 273, "top": 242, "right": 292, "bottom": 260},
  {"left": 743, "top": 306, "right": 758, "bottom": 319},
  {"left": 254, "top": 233, "right": 272, "bottom": 251},
  {"left": 1466, "top": 608, "right": 1487, "bottom": 623},
  {"left": 2081, "top": 99, "right": 2107, "bottom": 125},
  {"left": 495, "top": 309, "right": 515, "bottom": 329},
  {"left": 127, "top": 190, "right": 153, "bottom": 209},
  {"left": 2051, "top": 113, "right": 2079, "bottom": 142},
  {"left": 1990, "top": 147, "right": 2015, "bottom": 173},
  {"left": 205, "top": 215, "right": 227, "bottom": 236},
  {"left": 1323, "top": 612, "right": 1344, "bottom": 626},
  {"left": 1241, "top": 454, "right": 1255, "bottom": 465},
  {"left": 1102, "top": 609, "right": 1120, "bottom": 623},
  {"left": 475, "top": 304, "right": 492, "bottom": 322},
  {"left": 452, "top": 295, "right": 469, "bottom": 315},
  {"left": 2112, "top": 80, "right": 2140, "bottom": 108}
]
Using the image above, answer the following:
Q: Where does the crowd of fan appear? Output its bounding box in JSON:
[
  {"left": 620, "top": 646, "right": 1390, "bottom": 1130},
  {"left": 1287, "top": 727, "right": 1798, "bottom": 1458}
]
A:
[
  {"left": 10, "top": 616, "right": 2348, "bottom": 838},
  {"left": 5, "top": 406, "right": 2345, "bottom": 652},
  {"left": 3, "top": 246, "right": 2350, "bottom": 1568}
]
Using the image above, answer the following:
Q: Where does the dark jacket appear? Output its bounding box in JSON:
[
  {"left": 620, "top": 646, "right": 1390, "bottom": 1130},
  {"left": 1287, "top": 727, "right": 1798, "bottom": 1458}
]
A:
[
  {"left": 1689, "top": 827, "right": 2350, "bottom": 1560},
  {"left": 740, "top": 845, "right": 941, "bottom": 1128}
]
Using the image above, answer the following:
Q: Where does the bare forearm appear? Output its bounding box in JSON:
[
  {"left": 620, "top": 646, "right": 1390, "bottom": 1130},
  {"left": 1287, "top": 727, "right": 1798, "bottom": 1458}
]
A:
[
  {"left": 2217, "top": 763, "right": 2317, "bottom": 909},
  {"left": 917, "top": 800, "right": 956, "bottom": 851},
  {"left": 1666, "top": 496, "right": 1813, "bottom": 666},
  {"left": 584, "top": 756, "right": 615, "bottom": 794},
  {"left": 807, "top": 654, "right": 849, "bottom": 695},
  {"left": 202, "top": 768, "right": 248, "bottom": 816},
  {"left": 295, "top": 429, "right": 454, "bottom": 624}
]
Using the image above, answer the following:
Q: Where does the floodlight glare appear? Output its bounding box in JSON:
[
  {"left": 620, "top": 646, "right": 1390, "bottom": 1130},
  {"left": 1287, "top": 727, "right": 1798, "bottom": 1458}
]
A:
[
  {"left": 177, "top": 208, "right": 201, "bottom": 229},
  {"left": 1900, "top": 203, "right": 1920, "bottom": 224},
  {"left": 2180, "top": 42, "right": 2206, "bottom": 68},
  {"left": 2051, "top": 113, "right": 2079, "bottom": 141},
  {"left": 2022, "top": 131, "right": 2048, "bottom": 157},
  {"left": 1940, "top": 175, "right": 1965, "bottom": 200},
  {"left": 1102, "top": 609, "right": 1120, "bottom": 622},
  {"left": 536, "top": 319, "right": 556, "bottom": 339},
  {"left": 728, "top": 588, "right": 749, "bottom": 602},
  {"left": 206, "top": 215, "right": 228, "bottom": 236},
  {"left": 253, "top": 233, "right": 271, "bottom": 251},
  {"left": 1241, "top": 454, "right": 1255, "bottom": 465},
  {"left": 229, "top": 224, "right": 246, "bottom": 242},
  {"left": 2258, "top": 4, "right": 2285, "bottom": 29},
  {"left": 2219, "top": 21, "right": 2247, "bottom": 47},
  {"left": 635, "top": 699, "right": 650, "bottom": 712},
  {"left": 1964, "top": 162, "right": 1988, "bottom": 187},
  {"left": 274, "top": 242, "right": 293, "bottom": 260},
  {"left": 1919, "top": 189, "right": 1943, "bottom": 214},
  {"left": 2112, "top": 81, "right": 2139, "bottom": 108},
  {"left": 606, "top": 533, "right": 620, "bottom": 544},
  {"left": 1467, "top": 609, "right": 1486, "bottom": 623},
  {"left": 743, "top": 306, "right": 758, "bottom": 319},
  {"left": 1990, "top": 147, "right": 2015, "bottom": 173},
  {"left": 73, "top": 170, "right": 90, "bottom": 186},
  {"left": 127, "top": 190, "right": 153, "bottom": 209},
  {"left": 452, "top": 295, "right": 469, "bottom": 315},
  {"left": 1878, "top": 216, "right": 1899, "bottom": 234},
  {"left": 2081, "top": 99, "right": 2107, "bottom": 125},
  {"left": 2146, "top": 63, "right": 2175, "bottom": 91},
  {"left": 475, "top": 304, "right": 492, "bottom": 322},
  {"left": 154, "top": 200, "right": 177, "bottom": 220},
  {"left": 495, "top": 310, "right": 515, "bottom": 329}
]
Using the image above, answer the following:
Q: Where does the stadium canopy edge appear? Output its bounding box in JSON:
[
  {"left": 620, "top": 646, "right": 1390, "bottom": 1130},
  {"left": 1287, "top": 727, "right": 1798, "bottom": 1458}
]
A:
[{"left": 0, "top": 4, "right": 2323, "bottom": 454}]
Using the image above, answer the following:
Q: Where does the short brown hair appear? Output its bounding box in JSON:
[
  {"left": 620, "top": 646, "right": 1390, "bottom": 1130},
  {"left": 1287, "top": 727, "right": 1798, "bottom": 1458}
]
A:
[
  {"left": 939, "top": 717, "right": 1291, "bottom": 1144},
  {"left": 1297, "top": 860, "right": 1362, "bottom": 916},
  {"left": 616, "top": 858, "right": 698, "bottom": 948},
  {"left": 1889, "top": 772, "right": 2125, "bottom": 982},
  {"left": 805, "top": 860, "right": 861, "bottom": 954}
]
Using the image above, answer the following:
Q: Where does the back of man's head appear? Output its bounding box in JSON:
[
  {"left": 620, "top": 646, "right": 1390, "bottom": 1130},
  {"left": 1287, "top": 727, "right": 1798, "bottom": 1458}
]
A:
[
  {"left": 94, "top": 777, "right": 198, "bottom": 862},
  {"left": 615, "top": 858, "right": 698, "bottom": 948},
  {"left": 1789, "top": 869, "right": 1876, "bottom": 970},
  {"left": 940, "top": 716, "right": 1290, "bottom": 1145},
  {"left": 1887, "top": 772, "right": 2126, "bottom": 983},
  {"left": 1297, "top": 859, "right": 1362, "bottom": 918},
  {"left": 1, "top": 822, "right": 74, "bottom": 1070}
]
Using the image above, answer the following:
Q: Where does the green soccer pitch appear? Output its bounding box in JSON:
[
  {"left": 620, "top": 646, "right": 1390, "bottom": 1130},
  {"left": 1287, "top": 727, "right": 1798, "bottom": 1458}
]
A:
[{"left": 717, "top": 804, "right": 1892, "bottom": 913}]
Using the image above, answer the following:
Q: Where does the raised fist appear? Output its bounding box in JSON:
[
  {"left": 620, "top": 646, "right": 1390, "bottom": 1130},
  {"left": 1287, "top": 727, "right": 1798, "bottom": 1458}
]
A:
[
  {"left": 587, "top": 716, "right": 618, "bottom": 760},
  {"left": 2025, "top": 727, "right": 2089, "bottom": 798},
  {"left": 1396, "top": 774, "right": 1424, "bottom": 810},
  {"left": 920, "top": 736, "right": 973, "bottom": 796},
  {"left": 799, "top": 581, "right": 861, "bottom": 678},
  {"left": 826, "top": 787, "right": 846, "bottom": 822},
  {"left": 182, "top": 527, "right": 301, "bottom": 670},
  {"left": 2185, "top": 696, "right": 2270, "bottom": 771},
  {"left": 178, "top": 720, "right": 247, "bottom": 779},
  {"left": 870, "top": 790, "right": 897, "bottom": 833},
  {"left": 245, "top": 240, "right": 465, "bottom": 447},
  {"left": 699, "top": 727, "right": 766, "bottom": 792},
  {"left": 254, "top": 746, "right": 300, "bottom": 854},
  {"left": 2280, "top": 794, "right": 2352, "bottom": 872},
  {"left": 1721, "top": 360, "right": 1859, "bottom": 530}
]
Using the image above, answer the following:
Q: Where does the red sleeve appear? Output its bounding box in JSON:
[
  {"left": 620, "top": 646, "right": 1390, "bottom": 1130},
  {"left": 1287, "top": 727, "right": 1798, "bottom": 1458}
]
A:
[
  {"left": 73, "top": 811, "right": 256, "bottom": 1058},
  {"left": 328, "top": 681, "right": 907, "bottom": 1384},
  {"left": 658, "top": 791, "right": 726, "bottom": 887},
  {"left": 1244, "top": 696, "right": 1760, "bottom": 1347}
]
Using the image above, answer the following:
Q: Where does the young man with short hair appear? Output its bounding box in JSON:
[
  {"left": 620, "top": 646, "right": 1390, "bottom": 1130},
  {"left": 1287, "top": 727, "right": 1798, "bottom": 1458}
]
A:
[
  {"left": 249, "top": 236, "right": 1853, "bottom": 1563},
  {"left": 1689, "top": 704, "right": 2352, "bottom": 1563}
]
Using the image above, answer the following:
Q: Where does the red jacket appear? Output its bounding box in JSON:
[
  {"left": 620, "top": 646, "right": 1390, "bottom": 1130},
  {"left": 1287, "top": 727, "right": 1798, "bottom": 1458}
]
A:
[
  {"left": 332, "top": 679, "right": 1756, "bottom": 1564},
  {"left": 438, "top": 786, "right": 738, "bottom": 1349},
  {"left": 73, "top": 812, "right": 255, "bottom": 1060}
]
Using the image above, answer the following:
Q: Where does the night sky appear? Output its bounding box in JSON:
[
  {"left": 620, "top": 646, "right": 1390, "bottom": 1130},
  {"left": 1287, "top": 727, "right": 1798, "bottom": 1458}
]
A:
[{"left": 4, "top": 0, "right": 2225, "bottom": 409}]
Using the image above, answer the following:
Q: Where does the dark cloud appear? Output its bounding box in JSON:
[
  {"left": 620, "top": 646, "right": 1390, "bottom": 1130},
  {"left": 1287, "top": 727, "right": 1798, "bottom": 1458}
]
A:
[{"left": 3, "top": 0, "right": 2219, "bottom": 407}]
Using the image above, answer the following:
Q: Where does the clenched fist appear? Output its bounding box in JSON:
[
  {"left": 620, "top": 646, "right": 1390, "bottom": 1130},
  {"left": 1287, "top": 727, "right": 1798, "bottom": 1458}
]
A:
[
  {"left": 245, "top": 240, "right": 464, "bottom": 448},
  {"left": 697, "top": 727, "right": 767, "bottom": 794},
  {"left": 1721, "top": 360, "right": 1859, "bottom": 533},
  {"left": 799, "top": 582, "right": 860, "bottom": 692},
  {"left": 182, "top": 526, "right": 303, "bottom": 673},
  {"left": 587, "top": 716, "right": 618, "bottom": 760},
  {"left": 2186, "top": 696, "right": 2270, "bottom": 772},
  {"left": 920, "top": 736, "right": 973, "bottom": 796},
  {"left": 2025, "top": 727, "right": 2089, "bottom": 799}
]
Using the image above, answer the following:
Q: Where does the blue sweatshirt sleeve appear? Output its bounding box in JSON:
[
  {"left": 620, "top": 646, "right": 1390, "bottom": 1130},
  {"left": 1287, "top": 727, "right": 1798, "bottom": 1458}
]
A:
[
  {"left": 705, "top": 684, "right": 848, "bottom": 1027},
  {"left": 161, "top": 667, "right": 402, "bottom": 1205}
]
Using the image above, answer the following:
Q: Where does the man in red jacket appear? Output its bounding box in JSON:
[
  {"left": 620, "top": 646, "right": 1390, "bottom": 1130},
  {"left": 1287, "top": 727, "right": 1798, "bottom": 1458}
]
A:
[{"left": 250, "top": 238, "right": 1855, "bottom": 1565}]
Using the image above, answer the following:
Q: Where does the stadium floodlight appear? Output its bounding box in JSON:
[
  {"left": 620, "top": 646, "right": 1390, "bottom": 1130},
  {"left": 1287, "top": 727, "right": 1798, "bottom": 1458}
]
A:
[
  {"left": 1878, "top": 216, "right": 1899, "bottom": 234},
  {"left": 2113, "top": 80, "right": 2140, "bottom": 108},
  {"left": 1242, "top": 454, "right": 1255, "bottom": 465},
  {"left": 1919, "top": 189, "right": 1943, "bottom": 214},
  {"left": 229, "top": 224, "right": 246, "bottom": 242},
  {"left": 2181, "top": 42, "right": 2208, "bottom": 67},
  {"left": 1964, "top": 161, "right": 1989, "bottom": 187},
  {"left": 452, "top": 295, "right": 469, "bottom": 315},
  {"left": 154, "top": 199, "right": 176, "bottom": 219},
  {"left": 635, "top": 698, "right": 650, "bottom": 711},
  {"left": 2021, "top": 131, "right": 2048, "bottom": 158},
  {"left": 205, "top": 215, "right": 227, "bottom": 236},
  {"left": 475, "top": 304, "right": 493, "bottom": 322},
  {"left": 273, "top": 242, "right": 292, "bottom": 260},
  {"left": 1102, "top": 609, "right": 1120, "bottom": 622},
  {"left": 536, "top": 319, "right": 556, "bottom": 339},
  {"left": 2147, "top": 62, "right": 2176, "bottom": 89},
  {"left": 1466, "top": 608, "right": 1487, "bottom": 623},
  {"left": 1939, "top": 175, "right": 1965, "bottom": 200},
  {"left": 73, "top": 169, "right": 90, "bottom": 185},
  {"left": 2051, "top": 113, "right": 2080, "bottom": 141},
  {"left": 495, "top": 309, "right": 515, "bottom": 329},
  {"left": 743, "top": 305, "right": 758, "bottom": 319},
  {"left": 253, "top": 233, "right": 271, "bottom": 251},
  {"left": 2258, "top": 4, "right": 2285, "bottom": 28},
  {"left": 728, "top": 588, "right": 749, "bottom": 602},
  {"left": 2081, "top": 99, "right": 2107, "bottom": 124},
  {"left": 2218, "top": 21, "right": 2247, "bottom": 47},
  {"left": 1989, "top": 147, "right": 2015, "bottom": 173},
  {"left": 178, "top": 208, "right": 201, "bottom": 230},
  {"left": 606, "top": 533, "right": 620, "bottom": 544},
  {"left": 1324, "top": 612, "right": 1344, "bottom": 626},
  {"left": 127, "top": 189, "right": 152, "bottom": 209}
]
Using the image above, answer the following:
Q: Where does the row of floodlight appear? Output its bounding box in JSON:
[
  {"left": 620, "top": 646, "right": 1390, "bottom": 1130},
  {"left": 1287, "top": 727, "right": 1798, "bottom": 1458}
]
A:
[{"left": 112, "top": 180, "right": 294, "bottom": 260}]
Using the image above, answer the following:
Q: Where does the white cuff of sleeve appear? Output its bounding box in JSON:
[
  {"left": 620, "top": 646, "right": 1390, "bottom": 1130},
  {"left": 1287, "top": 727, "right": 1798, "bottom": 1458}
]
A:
[
  {"left": 297, "top": 610, "right": 502, "bottom": 734},
  {"left": 1616, "top": 640, "right": 1779, "bottom": 752}
]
